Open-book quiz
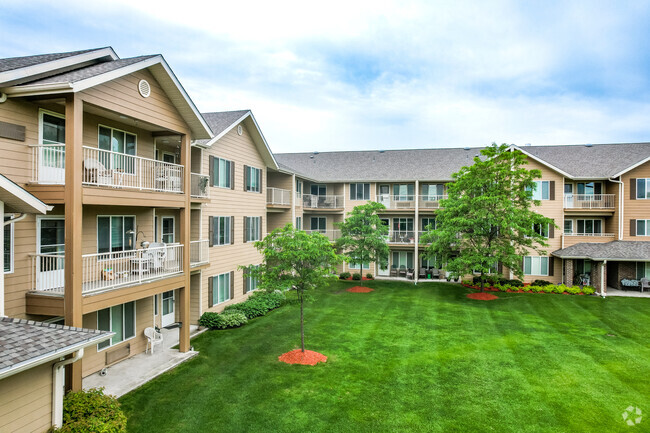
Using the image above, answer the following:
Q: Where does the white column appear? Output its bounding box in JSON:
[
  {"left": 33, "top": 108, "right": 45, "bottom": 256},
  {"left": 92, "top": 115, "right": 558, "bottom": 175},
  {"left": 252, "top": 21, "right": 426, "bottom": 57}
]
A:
[
  {"left": 291, "top": 174, "right": 296, "bottom": 226},
  {"left": 414, "top": 180, "right": 419, "bottom": 284}
]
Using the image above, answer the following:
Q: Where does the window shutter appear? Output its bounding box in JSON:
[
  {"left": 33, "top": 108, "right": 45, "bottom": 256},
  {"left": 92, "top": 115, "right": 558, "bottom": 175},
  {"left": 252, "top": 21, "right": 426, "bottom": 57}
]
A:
[
  {"left": 259, "top": 216, "right": 263, "bottom": 239},
  {"left": 230, "top": 161, "right": 235, "bottom": 190},
  {"left": 244, "top": 216, "right": 248, "bottom": 242},
  {"left": 209, "top": 156, "right": 215, "bottom": 187},
  {"left": 231, "top": 216, "right": 235, "bottom": 244},
  {"left": 631, "top": 219, "right": 637, "bottom": 236},
  {"left": 548, "top": 224, "right": 554, "bottom": 239},
  {"left": 243, "top": 268, "right": 249, "bottom": 294},
  {"left": 230, "top": 271, "right": 234, "bottom": 300},
  {"left": 244, "top": 165, "right": 249, "bottom": 191},
  {"left": 208, "top": 276, "right": 214, "bottom": 307},
  {"left": 548, "top": 257, "right": 554, "bottom": 276},
  {"left": 549, "top": 181, "right": 555, "bottom": 201},
  {"left": 630, "top": 178, "right": 636, "bottom": 200},
  {"left": 257, "top": 168, "right": 262, "bottom": 193},
  {"left": 497, "top": 262, "right": 503, "bottom": 274},
  {"left": 209, "top": 216, "right": 214, "bottom": 247}
]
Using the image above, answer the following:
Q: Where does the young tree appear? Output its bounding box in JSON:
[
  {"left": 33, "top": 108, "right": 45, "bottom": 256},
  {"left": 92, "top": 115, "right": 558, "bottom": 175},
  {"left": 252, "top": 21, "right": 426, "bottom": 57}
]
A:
[
  {"left": 251, "top": 224, "right": 342, "bottom": 352},
  {"left": 421, "top": 143, "right": 556, "bottom": 291},
  {"left": 335, "top": 202, "right": 390, "bottom": 272}
]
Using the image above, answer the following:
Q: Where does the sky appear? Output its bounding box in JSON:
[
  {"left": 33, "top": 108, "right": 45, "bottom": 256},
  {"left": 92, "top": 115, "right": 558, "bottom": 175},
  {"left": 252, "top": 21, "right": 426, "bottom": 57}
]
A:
[{"left": 2, "top": 0, "right": 650, "bottom": 153}]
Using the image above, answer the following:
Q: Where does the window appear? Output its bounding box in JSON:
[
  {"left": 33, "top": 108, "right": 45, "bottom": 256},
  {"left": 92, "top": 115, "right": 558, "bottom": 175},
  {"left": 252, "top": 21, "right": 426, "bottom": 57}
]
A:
[
  {"left": 212, "top": 272, "right": 231, "bottom": 305},
  {"left": 97, "top": 301, "right": 135, "bottom": 350},
  {"left": 311, "top": 184, "right": 326, "bottom": 196},
  {"left": 350, "top": 183, "right": 370, "bottom": 200},
  {"left": 98, "top": 126, "right": 136, "bottom": 174},
  {"left": 295, "top": 217, "right": 302, "bottom": 230},
  {"left": 576, "top": 219, "right": 602, "bottom": 235},
  {"left": 211, "top": 157, "right": 232, "bottom": 188},
  {"left": 577, "top": 182, "right": 602, "bottom": 196},
  {"left": 637, "top": 179, "right": 650, "bottom": 199},
  {"left": 523, "top": 256, "right": 549, "bottom": 276},
  {"left": 349, "top": 261, "right": 370, "bottom": 270},
  {"left": 245, "top": 216, "right": 261, "bottom": 242},
  {"left": 528, "top": 181, "right": 550, "bottom": 200},
  {"left": 564, "top": 220, "right": 573, "bottom": 235},
  {"left": 636, "top": 262, "right": 650, "bottom": 279},
  {"left": 422, "top": 217, "right": 436, "bottom": 231},
  {"left": 211, "top": 216, "right": 232, "bottom": 246},
  {"left": 393, "top": 184, "right": 414, "bottom": 201},
  {"left": 4, "top": 216, "right": 13, "bottom": 273},
  {"left": 296, "top": 179, "right": 302, "bottom": 198},
  {"left": 422, "top": 184, "right": 444, "bottom": 200},
  {"left": 392, "top": 251, "right": 413, "bottom": 269},
  {"left": 532, "top": 223, "right": 549, "bottom": 238},
  {"left": 637, "top": 220, "right": 650, "bottom": 236},
  {"left": 576, "top": 259, "right": 592, "bottom": 277},
  {"left": 244, "top": 265, "right": 259, "bottom": 293},
  {"left": 393, "top": 218, "right": 414, "bottom": 232},
  {"left": 161, "top": 217, "right": 174, "bottom": 243},
  {"left": 40, "top": 110, "right": 65, "bottom": 145},
  {"left": 97, "top": 216, "right": 135, "bottom": 254},
  {"left": 422, "top": 256, "right": 442, "bottom": 269},
  {"left": 564, "top": 183, "right": 573, "bottom": 194},
  {"left": 245, "top": 166, "right": 261, "bottom": 192},
  {"left": 310, "top": 217, "right": 326, "bottom": 233}
]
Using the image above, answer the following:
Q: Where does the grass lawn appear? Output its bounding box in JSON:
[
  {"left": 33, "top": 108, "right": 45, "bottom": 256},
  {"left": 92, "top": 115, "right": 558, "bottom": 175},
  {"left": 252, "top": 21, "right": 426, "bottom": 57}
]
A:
[{"left": 120, "top": 281, "right": 650, "bottom": 432}]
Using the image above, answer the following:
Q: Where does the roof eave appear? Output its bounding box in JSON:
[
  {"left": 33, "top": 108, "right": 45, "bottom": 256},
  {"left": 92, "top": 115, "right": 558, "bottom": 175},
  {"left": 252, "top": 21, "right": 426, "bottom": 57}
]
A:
[{"left": 0, "top": 174, "right": 52, "bottom": 214}]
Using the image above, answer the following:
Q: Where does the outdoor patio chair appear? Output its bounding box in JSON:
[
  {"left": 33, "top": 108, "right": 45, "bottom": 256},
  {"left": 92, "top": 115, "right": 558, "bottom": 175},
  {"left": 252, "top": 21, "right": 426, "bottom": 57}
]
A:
[
  {"left": 432, "top": 268, "right": 440, "bottom": 279},
  {"left": 390, "top": 268, "right": 397, "bottom": 277},
  {"left": 83, "top": 158, "right": 113, "bottom": 185},
  {"left": 641, "top": 278, "right": 649, "bottom": 293},
  {"left": 406, "top": 268, "right": 414, "bottom": 279},
  {"left": 399, "top": 266, "right": 407, "bottom": 277},
  {"left": 145, "top": 243, "right": 167, "bottom": 271},
  {"left": 419, "top": 268, "right": 426, "bottom": 278},
  {"left": 144, "top": 327, "right": 163, "bottom": 354}
]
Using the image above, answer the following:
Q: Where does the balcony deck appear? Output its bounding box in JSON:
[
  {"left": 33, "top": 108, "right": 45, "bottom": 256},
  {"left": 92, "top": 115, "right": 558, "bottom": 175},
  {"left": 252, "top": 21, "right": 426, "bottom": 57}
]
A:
[{"left": 564, "top": 194, "right": 615, "bottom": 212}]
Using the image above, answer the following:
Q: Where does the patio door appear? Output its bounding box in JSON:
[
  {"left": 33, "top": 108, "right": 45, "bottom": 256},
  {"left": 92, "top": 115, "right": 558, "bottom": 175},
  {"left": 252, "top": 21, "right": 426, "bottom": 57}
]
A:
[
  {"left": 378, "top": 184, "right": 390, "bottom": 207},
  {"left": 36, "top": 218, "right": 65, "bottom": 291},
  {"left": 161, "top": 290, "right": 175, "bottom": 327},
  {"left": 39, "top": 112, "right": 66, "bottom": 184}
]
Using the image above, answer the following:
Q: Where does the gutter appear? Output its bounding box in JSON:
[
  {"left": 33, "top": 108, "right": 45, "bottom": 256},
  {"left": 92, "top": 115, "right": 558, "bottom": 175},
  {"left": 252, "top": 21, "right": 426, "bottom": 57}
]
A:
[
  {"left": 52, "top": 349, "right": 84, "bottom": 428},
  {"left": 2, "top": 82, "right": 73, "bottom": 97},
  {"left": 609, "top": 177, "right": 624, "bottom": 240}
]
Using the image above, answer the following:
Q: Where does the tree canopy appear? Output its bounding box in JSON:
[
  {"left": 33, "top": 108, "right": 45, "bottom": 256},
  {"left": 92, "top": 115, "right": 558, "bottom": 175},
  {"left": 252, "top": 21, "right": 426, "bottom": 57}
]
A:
[
  {"left": 335, "top": 201, "right": 389, "bottom": 271},
  {"left": 420, "top": 143, "right": 556, "bottom": 290}
]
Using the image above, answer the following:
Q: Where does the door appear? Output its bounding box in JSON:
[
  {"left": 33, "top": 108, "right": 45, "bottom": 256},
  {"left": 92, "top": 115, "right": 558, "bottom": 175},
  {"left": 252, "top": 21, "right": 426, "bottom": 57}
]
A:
[
  {"left": 36, "top": 218, "right": 65, "bottom": 291},
  {"left": 161, "top": 290, "right": 175, "bottom": 327},
  {"left": 39, "top": 112, "right": 66, "bottom": 183},
  {"left": 564, "top": 183, "right": 573, "bottom": 207},
  {"left": 310, "top": 217, "right": 326, "bottom": 234},
  {"left": 378, "top": 184, "right": 390, "bottom": 207}
]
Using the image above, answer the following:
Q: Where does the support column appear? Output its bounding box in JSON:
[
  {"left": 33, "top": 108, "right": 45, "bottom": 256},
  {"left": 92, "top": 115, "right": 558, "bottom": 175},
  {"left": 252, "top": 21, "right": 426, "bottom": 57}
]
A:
[
  {"left": 414, "top": 180, "right": 419, "bottom": 283},
  {"left": 564, "top": 259, "right": 574, "bottom": 287},
  {"left": 178, "top": 132, "right": 191, "bottom": 352},
  {"left": 291, "top": 174, "right": 296, "bottom": 226},
  {"left": 64, "top": 94, "right": 83, "bottom": 391}
]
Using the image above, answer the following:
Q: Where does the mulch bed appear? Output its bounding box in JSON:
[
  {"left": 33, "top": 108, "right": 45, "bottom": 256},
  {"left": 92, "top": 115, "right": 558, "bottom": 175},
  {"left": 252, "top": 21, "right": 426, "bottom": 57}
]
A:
[
  {"left": 278, "top": 349, "right": 328, "bottom": 366},
  {"left": 346, "top": 286, "right": 375, "bottom": 293},
  {"left": 342, "top": 277, "right": 374, "bottom": 281},
  {"left": 467, "top": 292, "right": 499, "bottom": 301}
]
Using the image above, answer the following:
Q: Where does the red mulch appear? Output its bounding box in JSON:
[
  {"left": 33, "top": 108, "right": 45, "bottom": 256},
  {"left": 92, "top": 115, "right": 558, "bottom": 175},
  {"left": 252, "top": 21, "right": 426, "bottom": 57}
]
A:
[
  {"left": 346, "top": 286, "right": 374, "bottom": 293},
  {"left": 467, "top": 292, "right": 499, "bottom": 301},
  {"left": 278, "top": 349, "right": 328, "bottom": 366}
]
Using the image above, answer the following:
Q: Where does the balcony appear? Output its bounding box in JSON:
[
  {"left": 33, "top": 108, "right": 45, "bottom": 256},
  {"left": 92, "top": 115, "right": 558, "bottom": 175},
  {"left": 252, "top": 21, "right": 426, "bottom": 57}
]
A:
[
  {"left": 267, "top": 187, "right": 291, "bottom": 206},
  {"left": 31, "top": 244, "right": 184, "bottom": 296},
  {"left": 191, "top": 173, "right": 209, "bottom": 198},
  {"left": 30, "top": 144, "right": 185, "bottom": 194},
  {"left": 564, "top": 194, "right": 615, "bottom": 210},
  {"left": 563, "top": 232, "right": 616, "bottom": 248},
  {"left": 387, "top": 230, "right": 416, "bottom": 244},
  {"left": 305, "top": 229, "right": 341, "bottom": 241},
  {"left": 190, "top": 239, "right": 209, "bottom": 266},
  {"left": 303, "top": 194, "right": 344, "bottom": 209},
  {"left": 418, "top": 195, "right": 447, "bottom": 210}
]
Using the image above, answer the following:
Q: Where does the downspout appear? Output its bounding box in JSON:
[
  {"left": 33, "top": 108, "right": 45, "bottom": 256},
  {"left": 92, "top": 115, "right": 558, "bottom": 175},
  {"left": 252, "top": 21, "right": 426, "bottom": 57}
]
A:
[
  {"left": 52, "top": 349, "right": 84, "bottom": 428},
  {"left": 0, "top": 212, "right": 24, "bottom": 317},
  {"left": 3, "top": 213, "right": 26, "bottom": 225},
  {"left": 609, "top": 177, "right": 624, "bottom": 240}
]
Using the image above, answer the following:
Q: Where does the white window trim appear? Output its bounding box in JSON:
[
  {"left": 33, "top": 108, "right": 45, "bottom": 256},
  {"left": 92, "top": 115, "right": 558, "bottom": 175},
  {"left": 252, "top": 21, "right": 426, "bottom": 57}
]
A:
[
  {"left": 213, "top": 272, "right": 231, "bottom": 305},
  {"left": 97, "top": 124, "right": 138, "bottom": 156},
  {"left": 246, "top": 264, "right": 260, "bottom": 292},
  {"left": 636, "top": 178, "right": 650, "bottom": 200},
  {"left": 97, "top": 215, "right": 137, "bottom": 254},
  {"left": 213, "top": 216, "right": 232, "bottom": 246},
  {"left": 348, "top": 262, "right": 370, "bottom": 270},
  {"left": 245, "top": 216, "right": 261, "bottom": 243},
  {"left": 38, "top": 108, "right": 65, "bottom": 145},
  {"left": 524, "top": 256, "right": 549, "bottom": 276},
  {"left": 349, "top": 183, "right": 370, "bottom": 201},
  {"left": 531, "top": 180, "right": 550, "bottom": 200},
  {"left": 161, "top": 216, "right": 175, "bottom": 243},
  {"left": 97, "top": 301, "right": 137, "bottom": 351}
]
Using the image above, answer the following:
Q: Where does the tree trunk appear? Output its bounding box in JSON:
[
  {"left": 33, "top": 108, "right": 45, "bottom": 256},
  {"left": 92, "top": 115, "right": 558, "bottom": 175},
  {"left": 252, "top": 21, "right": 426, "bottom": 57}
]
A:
[{"left": 300, "top": 292, "right": 305, "bottom": 352}]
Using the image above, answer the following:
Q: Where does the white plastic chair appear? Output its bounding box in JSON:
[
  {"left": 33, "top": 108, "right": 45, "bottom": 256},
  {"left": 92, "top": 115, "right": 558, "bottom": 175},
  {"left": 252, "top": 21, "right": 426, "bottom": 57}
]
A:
[{"left": 144, "top": 327, "right": 163, "bottom": 354}]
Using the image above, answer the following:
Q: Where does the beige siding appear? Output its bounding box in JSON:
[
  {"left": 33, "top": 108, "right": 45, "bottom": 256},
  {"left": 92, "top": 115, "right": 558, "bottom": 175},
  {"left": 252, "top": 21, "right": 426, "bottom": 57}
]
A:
[
  {"left": 622, "top": 162, "right": 650, "bottom": 239},
  {"left": 0, "top": 98, "right": 43, "bottom": 185},
  {"left": 0, "top": 362, "right": 53, "bottom": 433},
  {"left": 190, "top": 272, "right": 202, "bottom": 323}
]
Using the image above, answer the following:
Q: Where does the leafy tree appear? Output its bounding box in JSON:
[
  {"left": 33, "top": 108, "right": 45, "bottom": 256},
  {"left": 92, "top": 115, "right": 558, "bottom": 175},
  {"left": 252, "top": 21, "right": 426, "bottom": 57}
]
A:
[
  {"left": 335, "top": 202, "right": 389, "bottom": 272},
  {"left": 250, "top": 224, "right": 342, "bottom": 352},
  {"left": 420, "top": 143, "right": 557, "bottom": 291}
]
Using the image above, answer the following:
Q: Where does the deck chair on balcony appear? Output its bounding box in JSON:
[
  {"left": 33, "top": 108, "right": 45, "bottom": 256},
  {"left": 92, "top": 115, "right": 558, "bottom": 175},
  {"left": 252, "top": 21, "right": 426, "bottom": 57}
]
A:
[
  {"left": 144, "top": 327, "right": 163, "bottom": 354},
  {"left": 145, "top": 243, "right": 167, "bottom": 271},
  {"left": 83, "top": 158, "right": 113, "bottom": 185},
  {"left": 641, "top": 278, "right": 649, "bottom": 293}
]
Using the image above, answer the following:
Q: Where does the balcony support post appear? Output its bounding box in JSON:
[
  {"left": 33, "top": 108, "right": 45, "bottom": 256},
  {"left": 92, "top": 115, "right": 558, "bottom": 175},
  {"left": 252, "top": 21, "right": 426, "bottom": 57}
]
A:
[
  {"left": 178, "top": 132, "right": 191, "bottom": 352},
  {"left": 63, "top": 94, "right": 84, "bottom": 391},
  {"left": 414, "top": 180, "right": 419, "bottom": 284}
]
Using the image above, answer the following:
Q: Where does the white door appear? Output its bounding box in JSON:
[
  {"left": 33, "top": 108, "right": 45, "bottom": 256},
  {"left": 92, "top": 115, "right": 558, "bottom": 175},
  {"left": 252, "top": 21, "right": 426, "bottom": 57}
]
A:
[
  {"left": 378, "top": 184, "right": 390, "bottom": 208},
  {"left": 161, "top": 290, "right": 175, "bottom": 327},
  {"left": 38, "top": 145, "right": 66, "bottom": 183},
  {"left": 36, "top": 218, "right": 65, "bottom": 291},
  {"left": 377, "top": 260, "right": 390, "bottom": 276}
]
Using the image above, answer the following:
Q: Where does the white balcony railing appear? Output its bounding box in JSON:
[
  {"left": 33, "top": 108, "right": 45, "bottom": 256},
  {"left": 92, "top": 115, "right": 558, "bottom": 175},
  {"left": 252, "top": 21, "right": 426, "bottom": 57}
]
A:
[
  {"left": 305, "top": 229, "right": 341, "bottom": 241},
  {"left": 31, "top": 143, "right": 66, "bottom": 184},
  {"left": 377, "top": 194, "right": 416, "bottom": 210},
  {"left": 564, "top": 194, "right": 615, "bottom": 209},
  {"left": 387, "top": 230, "right": 416, "bottom": 244},
  {"left": 190, "top": 239, "right": 209, "bottom": 266},
  {"left": 31, "top": 244, "right": 184, "bottom": 295},
  {"left": 303, "top": 194, "right": 344, "bottom": 209},
  {"left": 191, "top": 173, "right": 209, "bottom": 198},
  {"left": 267, "top": 187, "right": 291, "bottom": 206},
  {"left": 564, "top": 232, "right": 616, "bottom": 237},
  {"left": 82, "top": 146, "right": 184, "bottom": 193},
  {"left": 418, "top": 195, "right": 447, "bottom": 209}
]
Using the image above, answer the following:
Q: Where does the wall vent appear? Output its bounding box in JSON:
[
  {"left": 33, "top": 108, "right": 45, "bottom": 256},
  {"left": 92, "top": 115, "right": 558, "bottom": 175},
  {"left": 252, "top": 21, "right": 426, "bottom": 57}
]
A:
[
  {"left": 138, "top": 79, "right": 151, "bottom": 98},
  {"left": 237, "top": 125, "right": 243, "bottom": 135}
]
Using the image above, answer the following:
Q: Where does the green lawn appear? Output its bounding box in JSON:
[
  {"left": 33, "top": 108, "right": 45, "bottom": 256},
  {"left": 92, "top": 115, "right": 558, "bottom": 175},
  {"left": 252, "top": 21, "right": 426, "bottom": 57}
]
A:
[{"left": 120, "top": 281, "right": 650, "bottom": 432}]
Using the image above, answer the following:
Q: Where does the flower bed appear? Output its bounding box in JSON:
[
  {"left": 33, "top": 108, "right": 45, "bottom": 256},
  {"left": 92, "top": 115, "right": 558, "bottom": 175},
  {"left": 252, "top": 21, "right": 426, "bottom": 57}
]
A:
[
  {"left": 461, "top": 283, "right": 595, "bottom": 296},
  {"left": 347, "top": 286, "right": 374, "bottom": 293},
  {"left": 467, "top": 292, "right": 498, "bottom": 301},
  {"left": 279, "top": 349, "right": 327, "bottom": 366}
]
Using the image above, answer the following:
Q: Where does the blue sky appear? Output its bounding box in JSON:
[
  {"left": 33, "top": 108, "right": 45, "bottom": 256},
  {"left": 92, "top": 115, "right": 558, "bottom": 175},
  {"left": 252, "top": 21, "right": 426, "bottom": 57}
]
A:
[{"left": 2, "top": 0, "right": 650, "bottom": 153}]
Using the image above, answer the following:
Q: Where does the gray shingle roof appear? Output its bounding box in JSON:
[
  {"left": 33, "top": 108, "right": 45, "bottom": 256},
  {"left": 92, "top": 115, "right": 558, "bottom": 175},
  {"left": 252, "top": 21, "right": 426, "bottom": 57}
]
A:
[
  {"left": 519, "top": 143, "right": 650, "bottom": 178},
  {"left": 274, "top": 147, "right": 485, "bottom": 182},
  {"left": 194, "top": 110, "right": 250, "bottom": 146},
  {"left": 0, "top": 48, "right": 105, "bottom": 73},
  {"left": 21, "top": 55, "right": 157, "bottom": 85},
  {"left": 552, "top": 240, "right": 650, "bottom": 261},
  {"left": 0, "top": 317, "right": 111, "bottom": 374}
]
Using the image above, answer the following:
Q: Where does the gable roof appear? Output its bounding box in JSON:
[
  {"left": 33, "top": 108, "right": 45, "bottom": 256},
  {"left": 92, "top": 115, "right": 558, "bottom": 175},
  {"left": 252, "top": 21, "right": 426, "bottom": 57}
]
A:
[
  {"left": 0, "top": 317, "right": 112, "bottom": 379},
  {"left": 196, "top": 110, "right": 278, "bottom": 169},
  {"left": 513, "top": 143, "right": 650, "bottom": 179},
  {"left": 274, "top": 147, "right": 485, "bottom": 182},
  {"left": 0, "top": 173, "right": 51, "bottom": 214},
  {"left": 552, "top": 240, "right": 650, "bottom": 261},
  {"left": 0, "top": 49, "right": 212, "bottom": 140}
]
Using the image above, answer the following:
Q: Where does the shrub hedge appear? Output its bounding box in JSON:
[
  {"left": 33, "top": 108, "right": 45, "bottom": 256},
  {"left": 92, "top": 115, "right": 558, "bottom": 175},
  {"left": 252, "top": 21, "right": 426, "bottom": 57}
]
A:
[
  {"left": 50, "top": 388, "right": 126, "bottom": 433},
  {"left": 199, "top": 290, "right": 286, "bottom": 330},
  {"left": 352, "top": 273, "right": 362, "bottom": 280},
  {"left": 339, "top": 272, "right": 351, "bottom": 280},
  {"left": 366, "top": 273, "right": 374, "bottom": 279}
]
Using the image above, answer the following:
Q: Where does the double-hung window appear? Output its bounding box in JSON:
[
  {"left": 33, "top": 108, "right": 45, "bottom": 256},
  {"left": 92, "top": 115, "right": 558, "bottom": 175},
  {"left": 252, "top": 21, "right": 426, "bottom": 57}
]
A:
[
  {"left": 523, "top": 256, "right": 549, "bottom": 276},
  {"left": 211, "top": 216, "right": 232, "bottom": 246},
  {"left": 310, "top": 217, "right": 326, "bottom": 233},
  {"left": 528, "top": 181, "right": 550, "bottom": 200},
  {"left": 98, "top": 126, "right": 136, "bottom": 174},
  {"left": 245, "top": 166, "right": 261, "bottom": 192},
  {"left": 97, "top": 216, "right": 135, "bottom": 254},
  {"left": 211, "top": 272, "right": 231, "bottom": 305},
  {"left": 296, "top": 179, "right": 302, "bottom": 198},
  {"left": 350, "top": 183, "right": 370, "bottom": 200},
  {"left": 393, "top": 184, "right": 414, "bottom": 201},
  {"left": 636, "top": 220, "right": 650, "bottom": 236},
  {"left": 211, "top": 157, "right": 232, "bottom": 188},
  {"left": 532, "top": 223, "right": 549, "bottom": 238},
  {"left": 4, "top": 216, "right": 13, "bottom": 273},
  {"left": 637, "top": 179, "right": 650, "bottom": 199},
  {"left": 97, "top": 301, "right": 135, "bottom": 350},
  {"left": 295, "top": 217, "right": 302, "bottom": 230},
  {"left": 245, "top": 216, "right": 261, "bottom": 242},
  {"left": 244, "top": 265, "right": 259, "bottom": 293},
  {"left": 349, "top": 261, "right": 370, "bottom": 270}
]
